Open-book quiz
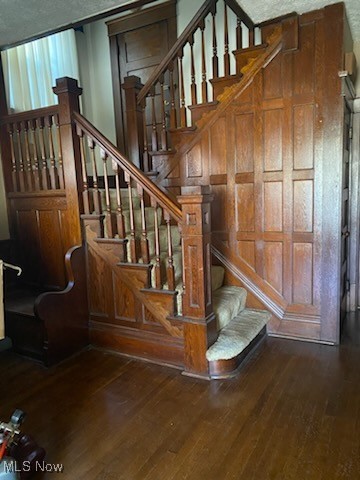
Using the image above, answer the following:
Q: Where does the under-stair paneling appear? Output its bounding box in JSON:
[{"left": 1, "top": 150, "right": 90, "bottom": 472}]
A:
[
  {"left": 86, "top": 236, "right": 184, "bottom": 367},
  {"left": 162, "top": 7, "right": 345, "bottom": 342},
  {"left": 9, "top": 193, "right": 70, "bottom": 289}
]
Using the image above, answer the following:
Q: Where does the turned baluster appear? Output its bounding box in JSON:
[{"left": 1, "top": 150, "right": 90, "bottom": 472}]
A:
[
  {"left": 137, "top": 185, "right": 150, "bottom": 264},
  {"left": 200, "top": 20, "right": 208, "bottom": 103},
  {"left": 15, "top": 123, "right": 26, "bottom": 192},
  {"left": 77, "top": 127, "right": 91, "bottom": 214},
  {"left": 114, "top": 162, "right": 126, "bottom": 239},
  {"left": 236, "top": 17, "right": 242, "bottom": 50},
  {"left": 164, "top": 212, "right": 175, "bottom": 291},
  {"left": 22, "top": 121, "right": 34, "bottom": 191},
  {"left": 152, "top": 201, "right": 162, "bottom": 289},
  {"left": 8, "top": 124, "right": 18, "bottom": 192},
  {"left": 125, "top": 172, "right": 138, "bottom": 263},
  {"left": 88, "top": 137, "right": 101, "bottom": 215},
  {"left": 211, "top": 6, "right": 219, "bottom": 78},
  {"left": 168, "top": 61, "right": 177, "bottom": 129},
  {"left": 224, "top": 4, "right": 230, "bottom": 76},
  {"left": 249, "top": 28, "right": 254, "bottom": 47},
  {"left": 159, "top": 74, "right": 167, "bottom": 151},
  {"left": 101, "top": 149, "right": 116, "bottom": 238},
  {"left": 47, "top": 115, "right": 59, "bottom": 190},
  {"left": 189, "top": 35, "right": 197, "bottom": 106},
  {"left": 141, "top": 98, "right": 150, "bottom": 172},
  {"left": 178, "top": 50, "right": 187, "bottom": 128},
  {"left": 150, "top": 86, "right": 158, "bottom": 152},
  {"left": 54, "top": 114, "right": 65, "bottom": 189},
  {"left": 37, "top": 117, "right": 50, "bottom": 190},
  {"left": 29, "top": 119, "right": 41, "bottom": 190}
]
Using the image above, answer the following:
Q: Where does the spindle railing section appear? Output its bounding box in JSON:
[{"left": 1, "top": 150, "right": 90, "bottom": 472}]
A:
[
  {"left": 73, "top": 111, "right": 183, "bottom": 296},
  {"left": 0, "top": 106, "right": 65, "bottom": 193},
  {"left": 135, "top": 0, "right": 259, "bottom": 171}
]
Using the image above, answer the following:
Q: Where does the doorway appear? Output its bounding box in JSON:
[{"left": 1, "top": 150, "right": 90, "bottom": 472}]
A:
[{"left": 107, "top": 0, "right": 177, "bottom": 156}]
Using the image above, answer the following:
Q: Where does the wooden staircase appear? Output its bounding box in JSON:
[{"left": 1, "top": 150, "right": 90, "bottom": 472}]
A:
[{"left": 0, "top": 0, "right": 308, "bottom": 377}]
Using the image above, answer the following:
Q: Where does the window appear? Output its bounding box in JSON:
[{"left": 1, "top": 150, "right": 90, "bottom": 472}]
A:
[{"left": 1, "top": 29, "right": 79, "bottom": 112}]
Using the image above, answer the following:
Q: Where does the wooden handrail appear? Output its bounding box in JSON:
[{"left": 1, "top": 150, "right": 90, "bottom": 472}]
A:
[
  {"left": 0, "top": 105, "right": 59, "bottom": 126},
  {"left": 137, "top": 0, "right": 254, "bottom": 104},
  {"left": 223, "top": 0, "right": 254, "bottom": 30},
  {"left": 72, "top": 111, "right": 182, "bottom": 223}
]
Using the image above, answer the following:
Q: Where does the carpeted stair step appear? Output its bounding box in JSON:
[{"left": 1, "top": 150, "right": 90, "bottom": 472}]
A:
[
  {"left": 206, "top": 308, "right": 272, "bottom": 362},
  {"left": 100, "top": 188, "right": 140, "bottom": 211},
  {"left": 173, "top": 266, "right": 226, "bottom": 316},
  {"left": 213, "top": 286, "right": 247, "bottom": 330}
]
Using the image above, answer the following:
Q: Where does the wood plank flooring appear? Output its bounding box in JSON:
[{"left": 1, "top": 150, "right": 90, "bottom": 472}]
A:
[{"left": 1, "top": 333, "right": 360, "bottom": 480}]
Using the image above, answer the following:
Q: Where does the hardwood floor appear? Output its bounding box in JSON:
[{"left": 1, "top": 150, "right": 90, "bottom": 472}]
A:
[{"left": 1, "top": 333, "right": 360, "bottom": 480}]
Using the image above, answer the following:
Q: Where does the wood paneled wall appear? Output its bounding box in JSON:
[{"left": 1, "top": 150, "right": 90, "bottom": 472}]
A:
[{"left": 161, "top": 5, "right": 346, "bottom": 343}]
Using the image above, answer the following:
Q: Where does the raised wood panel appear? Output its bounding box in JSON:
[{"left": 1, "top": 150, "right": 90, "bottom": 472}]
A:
[
  {"left": 264, "top": 182, "right": 283, "bottom": 232},
  {"left": 11, "top": 197, "right": 69, "bottom": 288},
  {"left": 264, "top": 242, "right": 283, "bottom": 294},
  {"left": 263, "top": 53, "right": 283, "bottom": 99},
  {"left": 235, "top": 113, "right": 254, "bottom": 173},
  {"left": 293, "top": 180, "right": 313, "bottom": 232},
  {"left": 236, "top": 183, "right": 255, "bottom": 232},
  {"left": 293, "top": 104, "right": 314, "bottom": 170},
  {"left": 293, "top": 243, "right": 313, "bottom": 305},
  {"left": 293, "top": 21, "right": 316, "bottom": 96},
  {"left": 211, "top": 185, "right": 227, "bottom": 232},
  {"left": 113, "top": 273, "right": 136, "bottom": 323},
  {"left": 37, "top": 210, "right": 66, "bottom": 287},
  {"left": 237, "top": 241, "right": 256, "bottom": 270},
  {"left": 186, "top": 142, "right": 202, "bottom": 178},
  {"left": 210, "top": 116, "right": 227, "bottom": 175},
  {"left": 88, "top": 247, "right": 112, "bottom": 317},
  {"left": 263, "top": 109, "right": 283, "bottom": 171}
]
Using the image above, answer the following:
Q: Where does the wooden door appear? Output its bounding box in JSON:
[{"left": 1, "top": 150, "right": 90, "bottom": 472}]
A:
[
  {"left": 107, "top": 1, "right": 177, "bottom": 155},
  {"left": 340, "top": 96, "right": 353, "bottom": 324}
]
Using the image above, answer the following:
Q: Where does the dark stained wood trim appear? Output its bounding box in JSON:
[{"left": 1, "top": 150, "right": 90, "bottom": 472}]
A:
[
  {"left": 0, "top": 105, "right": 59, "bottom": 125},
  {"left": 109, "top": 35, "right": 125, "bottom": 154},
  {"left": 107, "top": 0, "right": 177, "bottom": 36},
  {"left": 212, "top": 246, "right": 286, "bottom": 318},
  {"left": 256, "top": 12, "right": 297, "bottom": 28},
  {"left": 319, "top": 3, "right": 346, "bottom": 344}
]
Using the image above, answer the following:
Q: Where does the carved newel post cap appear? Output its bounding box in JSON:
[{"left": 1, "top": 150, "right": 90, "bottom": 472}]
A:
[
  {"left": 53, "top": 77, "right": 83, "bottom": 96},
  {"left": 178, "top": 185, "right": 213, "bottom": 204}
]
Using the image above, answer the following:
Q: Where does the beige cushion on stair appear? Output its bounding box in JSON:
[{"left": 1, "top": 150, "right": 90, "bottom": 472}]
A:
[
  {"left": 213, "top": 286, "right": 247, "bottom": 330},
  {"left": 211, "top": 266, "right": 225, "bottom": 291},
  {"left": 206, "top": 309, "right": 272, "bottom": 361}
]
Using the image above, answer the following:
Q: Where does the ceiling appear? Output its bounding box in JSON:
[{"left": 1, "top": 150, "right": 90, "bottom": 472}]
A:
[{"left": 0, "top": 0, "right": 359, "bottom": 49}]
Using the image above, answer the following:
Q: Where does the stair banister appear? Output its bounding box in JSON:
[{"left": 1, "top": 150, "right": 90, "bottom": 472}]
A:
[
  {"left": 137, "top": 0, "right": 255, "bottom": 105},
  {"left": 72, "top": 111, "right": 182, "bottom": 223}
]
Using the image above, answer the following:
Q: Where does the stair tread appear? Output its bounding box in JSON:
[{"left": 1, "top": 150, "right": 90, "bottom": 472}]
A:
[
  {"left": 206, "top": 308, "right": 271, "bottom": 361},
  {"left": 213, "top": 286, "right": 247, "bottom": 330}
]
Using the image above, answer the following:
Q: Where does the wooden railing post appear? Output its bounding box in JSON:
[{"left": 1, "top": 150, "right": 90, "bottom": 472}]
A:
[
  {"left": 53, "top": 77, "right": 83, "bottom": 246},
  {"left": 122, "top": 75, "right": 144, "bottom": 169},
  {"left": 178, "top": 186, "right": 217, "bottom": 378}
]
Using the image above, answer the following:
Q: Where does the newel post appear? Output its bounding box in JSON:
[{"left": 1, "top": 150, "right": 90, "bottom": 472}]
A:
[
  {"left": 53, "top": 77, "right": 83, "bottom": 246},
  {"left": 122, "top": 75, "right": 144, "bottom": 169},
  {"left": 178, "top": 186, "right": 217, "bottom": 378}
]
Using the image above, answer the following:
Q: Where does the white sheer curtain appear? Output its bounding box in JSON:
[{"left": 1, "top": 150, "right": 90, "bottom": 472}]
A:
[{"left": 1, "top": 29, "right": 79, "bottom": 112}]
